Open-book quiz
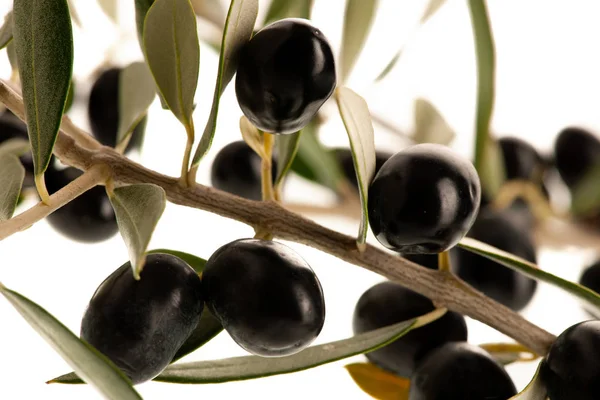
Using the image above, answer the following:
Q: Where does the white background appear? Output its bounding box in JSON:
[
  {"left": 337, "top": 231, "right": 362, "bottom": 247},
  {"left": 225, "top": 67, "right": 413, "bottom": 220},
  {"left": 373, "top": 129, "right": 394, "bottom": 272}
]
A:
[{"left": 1, "top": 0, "right": 600, "bottom": 399}]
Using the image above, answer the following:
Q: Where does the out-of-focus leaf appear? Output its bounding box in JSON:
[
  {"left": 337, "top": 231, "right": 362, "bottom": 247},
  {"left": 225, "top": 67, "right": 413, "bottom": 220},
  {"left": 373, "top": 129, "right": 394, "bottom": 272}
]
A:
[
  {"left": 346, "top": 362, "right": 410, "bottom": 400},
  {"left": 97, "top": 0, "right": 118, "bottom": 23},
  {"left": 509, "top": 362, "right": 547, "bottom": 400},
  {"left": 274, "top": 131, "right": 301, "bottom": 187},
  {"left": 190, "top": 0, "right": 258, "bottom": 167},
  {"left": 117, "top": 61, "right": 156, "bottom": 145},
  {"left": 109, "top": 184, "right": 166, "bottom": 280},
  {"left": 339, "top": 0, "right": 379, "bottom": 83},
  {"left": 190, "top": 0, "right": 226, "bottom": 28},
  {"left": 67, "top": 0, "right": 81, "bottom": 27},
  {"left": 0, "top": 10, "right": 13, "bottom": 49},
  {"left": 263, "top": 0, "right": 312, "bottom": 26},
  {"left": 412, "top": 98, "right": 455, "bottom": 145},
  {"left": 421, "top": 0, "right": 447, "bottom": 23},
  {"left": 0, "top": 154, "right": 25, "bottom": 221},
  {"left": 479, "top": 342, "right": 539, "bottom": 366},
  {"left": 335, "top": 87, "right": 376, "bottom": 248},
  {"left": 374, "top": 50, "right": 401, "bottom": 82},
  {"left": 134, "top": 0, "right": 154, "bottom": 47},
  {"left": 6, "top": 41, "right": 17, "bottom": 73},
  {"left": 0, "top": 138, "right": 29, "bottom": 157},
  {"left": 479, "top": 138, "right": 506, "bottom": 199},
  {"left": 571, "top": 161, "right": 600, "bottom": 217}
]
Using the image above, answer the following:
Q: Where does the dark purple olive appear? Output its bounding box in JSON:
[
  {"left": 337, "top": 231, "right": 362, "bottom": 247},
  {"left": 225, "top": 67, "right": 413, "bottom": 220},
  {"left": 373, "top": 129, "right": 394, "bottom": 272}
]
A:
[
  {"left": 554, "top": 127, "right": 600, "bottom": 189},
  {"left": 202, "top": 239, "right": 325, "bottom": 357},
  {"left": 81, "top": 253, "right": 204, "bottom": 384},
  {"left": 235, "top": 18, "right": 336, "bottom": 134},
  {"left": 499, "top": 136, "right": 546, "bottom": 182},
  {"left": 579, "top": 260, "right": 600, "bottom": 317},
  {"left": 334, "top": 148, "right": 393, "bottom": 189}
]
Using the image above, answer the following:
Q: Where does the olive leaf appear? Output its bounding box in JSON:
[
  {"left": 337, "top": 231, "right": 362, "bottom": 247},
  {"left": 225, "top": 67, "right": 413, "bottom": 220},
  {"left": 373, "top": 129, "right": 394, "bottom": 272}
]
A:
[
  {"left": 117, "top": 61, "right": 156, "bottom": 146},
  {"left": 97, "top": 0, "right": 118, "bottom": 23},
  {"left": 153, "top": 308, "right": 446, "bottom": 384},
  {"left": 274, "top": 131, "right": 301, "bottom": 187},
  {"left": 479, "top": 138, "right": 506, "bottom": 199},
  {"left": 239, "top": 115, "right": 266, "bottom": 160},
  {"left": 413, "top": 98, "right": 455, "bottom": 145},
  {"left": 109, "top": 184, "right": 167, "bottom": 280},
  {"left": 458, "top": 237, "right": 600, "bottom": 316},
  {"left": 0, "top": 154, "right": 25, "bottom": 221},
  {"left": 263, "top": 0, "right": 312, "bottom": 26},
  {"left": 570, "top": 161, "right": 600, "bottom": 217},
  {"left": 134, "top": 0, "right": 154, "bottom": 47},
  {"left": 0, "top": 283, "right": 142, "bottom": 399},
  {"left": 190, "top": 0, "right": 259, "bottom": 168},
  {"left": 0, "top": 138, "right": 30, "bottom": 157},
  {"left": 421, "top": 0, "right": 448, "bottom": 23},
  {"left": 12, "top": 0, "right": 73, "bottom": 198},
  {"left": 143, "top": 0, "right": 199, "bottom": 126},
  {"left": 291, "top": 118, "right": 344, "bottom": 192},
  {"left": 374, "top": 50, "right": 401, "bottom": 82},
  {"left": 190, "top": 0, "right": 226, "bottom": 29},
  {"left": 345, "top": 362, "right": 410, "bottom": 400},
  {"left": 509, "top": 362, "right": 547, "bottom": 400},
  {"left": 339, "top": 0, "right": 379, "bottom": 83},
  {"left": 335, "top": 87, "right": 376, "bottom": 248},
  {"left": 147, "top": 248, "right": 207, "bottom": 272},
  {"left": 0, "top": 10, "right": 13, "bottom": 49},
  {"left": 479, "top": 343, "right": 539, "bottom": 366},
  {"left": 6, "top": 41, "right": 18, "bottom": 73},
  {"left": 468, "top": 0, "right": 503, "bottom": 199}
]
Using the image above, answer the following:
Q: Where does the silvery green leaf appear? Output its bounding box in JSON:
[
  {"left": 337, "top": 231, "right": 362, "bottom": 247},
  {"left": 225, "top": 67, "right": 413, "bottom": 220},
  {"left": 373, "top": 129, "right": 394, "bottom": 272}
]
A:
[
  {"left": 374, "top": 50, "right": 401, "bottom": 82},
  {"left": 117, "top": 61, "right": 156, "bottom": 145},
  {"left": 340, "top": 0, "right": 379, "bottom": 83},
  {"left": 0, "top": 10, "right": 13, "bottom": 49},
  {"left": 0, "top": 154, "right": 25, "bottom": 221},
  {"left": 109, "top": 184, "right": 166, "bottom": 280},
  {"left": 413, "top": 98, "right": 455, "bottom": 145},
  {"left": 0, "top": 138, "right": 30, "bottom": 157},
  {"left": 263, "top": 0, "right": 312, "bottom": 26}
]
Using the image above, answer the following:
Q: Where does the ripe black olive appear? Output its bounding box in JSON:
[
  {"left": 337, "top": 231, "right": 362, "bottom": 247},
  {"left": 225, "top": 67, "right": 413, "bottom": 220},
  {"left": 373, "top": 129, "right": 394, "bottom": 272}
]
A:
[
  {"left": 539, "top": 320, "right": 600, "bottom": 400},
  {"left": 235, "top": 18, "right": 336, "bottom": 134},
  {"left": 202, "top": 238, "right": 325, "bottom": 357},
  {"left": 409, "top": 342, "right": 517, "bottom": 400},
  {"left": 210, "top": 141, "right": 277, "bottom": 201},
  {"left": 579, "top": 261, "right": 600, "bottom": 317},
  {"left": 44, "top": 163, "right": 118, "bottom": 243},
  {"left": 334, "top": 148, "right": 393, "bottom": 189},
  {"left": 554, "top": 127, "right": 600, "bottom": 189},
  {"left": 499, "top": 136, "right": 546, "bottom": 182},
  {"left": 353, "top": 281, "right": 467, "bottom": 377},
  {"left": 88, "top": 67, "right": 147, "bottom": 153},
  {"left": 367, "top": 143, "right": 481, "bottom": 254},
  {"left": 452, "top": 209, "right": 538, "bottom": 311},
  {"left": 80, "top": 253, "right": 204, "bottom": 384}
]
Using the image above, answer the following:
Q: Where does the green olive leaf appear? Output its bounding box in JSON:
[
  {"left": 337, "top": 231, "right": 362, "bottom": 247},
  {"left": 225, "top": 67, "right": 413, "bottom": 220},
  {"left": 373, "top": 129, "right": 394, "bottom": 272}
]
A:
[
  {"left": 0, "top": 10, "right": 13, "bottom": 50},
  {"left": 263, "top": 0, "right": 312, "bottom": 26},
  {"left": 0, "top": 154, "right": 25, "bottom": 221},
  {"left": 134, "top": 0, "right": 154, "bottom": 48},
  {"left": 190, "top": 0, "right": 258, "bottom": 168},
  {"left": 0, "top": 138, "right": 30, "bottom": 157},
  {"left": 413, "top": 98, "right": 455, "bottom": 145},
  {"left": 421, "top": 0, "right": 447, "bottom": 23},
  {"left": 345, "top": 362, "right": 410, "bottom": 400},
  {"left": 479, "top": 138, "right": 506, "bottom": 199},
  {"left": 291, "top": 118, "right": 344, "bottom": 192},
  {"left": 335, "top": 87, "right": 376, "bottom": 247},
  {"left": 274, "top": 131, "right": 301, "bottom": 187},
  {"left": 109, "top": 184, "right": 166, "bottom": 280},
  {"left": 13, "top": 0, "right": 73, "bottom": 195},
  {"left": 147, "top": 248, "right": 207, "bottom": 272},
  {"left": 458, "top": 237, "right": 600, "bottom": 316},
  {"left": 509, "top": 361, "right": 547, "bottom": 400},
  {"left": 143, "top": 0, "right": 199, "bottom": 126},
  {"left": 190, "top": 0, "right": 226, "bottom": 29},
  {"left": 468, "top": 0, "right": 503, "bottom": 199},
  {"left": 570, "top": 161, "right": 600, "bottom": 217},
  {"left": 97, "top": 0, "right": 118, "bottom": 23},
  {"left": 117, "top": 61, "right": 156, "bottom": 146},
  {"left": 0, "top": 283, "right": 142, "bottom": 399},
  {"left": 374, "top": 50, "right": 401, "bottom": 82},
  {"left": 153, "top": 308, "right": 446, "bottom": 384},
  {"left": 340, "top": 0, "right": 379, "bottom": 83}
]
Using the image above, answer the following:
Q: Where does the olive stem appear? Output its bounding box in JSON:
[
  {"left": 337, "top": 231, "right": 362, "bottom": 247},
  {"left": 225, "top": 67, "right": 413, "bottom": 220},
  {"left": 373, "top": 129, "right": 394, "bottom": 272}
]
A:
[
  {"left": 180, "top": 119, "right": 196, "bottom": 187},
  {"left": 34, "top": 174, "right": 51, "bottom": 205},
  {"left": 0, "top": 82, "right": 557, "bottom": 356},
  {"left": 0, "top": 164, "right": 110, "bottom": 241},
  {"left": 261, "top": 133, "right": 275, "bottom": 202},
  {"left": 437, "top": 251, "right": 452, "bottom": 273}
]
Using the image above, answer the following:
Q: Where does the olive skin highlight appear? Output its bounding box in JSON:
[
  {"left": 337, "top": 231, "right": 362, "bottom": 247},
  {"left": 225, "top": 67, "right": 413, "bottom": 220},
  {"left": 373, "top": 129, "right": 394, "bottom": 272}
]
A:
[
  {"left": 80, "top": 253, "right": 204, "bottom": 384},
  {"left": 201, "top": 239, "right": 325, "bottom": 357},
  {"left": 235, "top": 19, "right": 336, "bottom": 134}
]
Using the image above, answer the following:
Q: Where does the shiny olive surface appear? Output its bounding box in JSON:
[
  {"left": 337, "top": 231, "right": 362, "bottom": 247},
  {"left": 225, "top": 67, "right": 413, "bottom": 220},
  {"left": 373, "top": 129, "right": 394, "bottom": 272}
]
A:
[
  {"left": 0, "top": 112, "right": 34, "bottom": 187},
  {"left": 453, "top": 209, "right": 538, "bottom": 311},
  {"left": 81, "top": 253, "right": 204, "bottom": 384},
  {"left": 88, "top": 67, "right": 146, "bottom": 153},
  {"left": 409, "top": 342, "right": 517, "bottom": 400},
  {"left": 367, "top": 143, "right": 481, "bottom": 254},
  {"left": 202, "top": 239, "right": 325, "bottom": 357},
  {"left": 210, "top": 141, "right": 277, "bottom": 201},
  {"left": 554, "top": 127, "right": 600, "bottom": 189},
  {"left": 353, "top": 281, "right": 467, "bottom": 377},
  {"left": 334, "top": 148, "right": 393, "bottom": 189},
  {"left": 235, "top": 18, "right": 336, "bottom": 134},
  {"left": 579, "top": 261, "right": 600, "bottom": 317},
  {"left": 540, "top": 320, "right": 600, "bottom": 400},
  {"left": 45, "top": 163, "right": 118, "bottom": 243}
]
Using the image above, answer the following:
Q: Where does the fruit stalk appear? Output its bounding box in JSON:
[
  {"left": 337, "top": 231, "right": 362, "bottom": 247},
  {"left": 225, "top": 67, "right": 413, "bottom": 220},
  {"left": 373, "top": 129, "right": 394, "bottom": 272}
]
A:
[
  {"left": 180, "top": 119, "right": 195, "bottom": 187},
  {"left": 0, "top": 83, "right": 556, "bottom": 356},
  {"left": 261, "top": 133, "right": 275, "bottom": 202}
]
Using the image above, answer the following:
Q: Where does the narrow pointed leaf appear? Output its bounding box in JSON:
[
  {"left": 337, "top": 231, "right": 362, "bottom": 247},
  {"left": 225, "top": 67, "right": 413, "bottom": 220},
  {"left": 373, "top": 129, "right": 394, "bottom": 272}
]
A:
[
  {"left": 117, "top": 61, "right": 156, "bottom": 145},
  {"left": 97, "top": 0, "right": 118, "bottom": 23},
  {"left": 0, "top": 10, "right": 13, "bottom": 49},
  {"left": 147, "top": 248, "right": 207, "bottom": 272},
  {"left": 570, "top": 161, "right": 600, "bottom": 217},
  {"left": 458, "top": 237, "right": 600, "bottom": 315},
  {"left": 109, "top": 184, "right": 166, "bottom": 280},
  {"left": 12, "top": 0, "right": 73, "bottom": 180},
  {"left": 154, "top": 308, "right": 446, "bottom": 383},
  {"left": 0, "top": 284, "right": 142, "bottom": 399},
  {"left": 345, "top": 363, "right": 410, "bottom": 400},
  {"left": 190, "top": 0, "right": 226, "bottom": 28},
  {"left": 509, "top": 362, "right": 547, "bottom": 400},
  {"left": 340, "top": 0, "right": 379, "bottom": 83},
  {"left": 335, "top": 87, "right": 376, "bottom": 246},
  {"left": 421, "top": 0, "right": 447, "bottom": 23},
  {"left": 263, "top": 0, "right": 312, "bottom": 26},
  {"left": 275, "top": 131, "right": 301, "bottom": 186},
  {"left": 191, "top": 0, "right": 258, "bottom": 167},
  {"left": 413, "top": 98, "right": 455, "bottom": 145},
  {"left": 0, "top": 154, "right": 25, "bottom": 221},
  {"left": 291, "top": 119, "right": 344, "bottom": 191},
  {"left": 374, "top": 50, "right": 401, "bottom": 82},
  {"left": 135, "top": 0, "right": 154, "bottom": 47},
  {"left": 479, "top": 138, "right": 506, "bottom": 198},
  {"left": 143, "top": 0, "right": 199, "bottom": 125},
  {"left": 239, "top": 115, "right": 266, "bottom": 160},
  {"left": 468, "top": 0, "right": 502, "bottom": 198}
]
